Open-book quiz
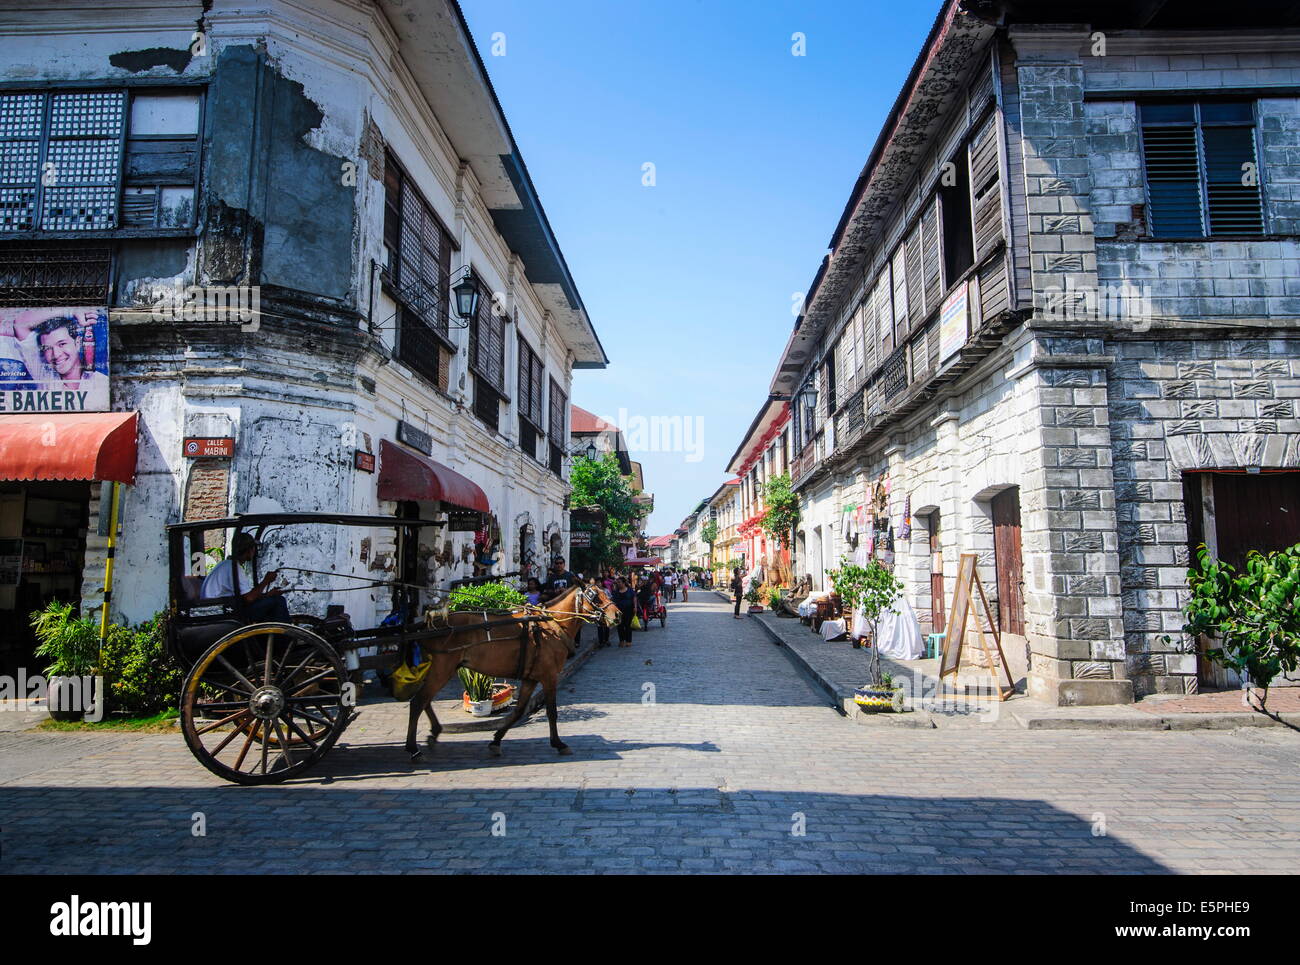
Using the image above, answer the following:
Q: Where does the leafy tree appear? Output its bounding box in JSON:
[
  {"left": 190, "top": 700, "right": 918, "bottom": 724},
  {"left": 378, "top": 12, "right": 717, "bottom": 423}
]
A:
[
  {"left": 569, "top": 452, "right": 639, "bottom": 570},
  {"left": 758, "top": 473, "right": 799, "bottom": 547},
  {"left": 1181, "top": 542, "right": 1300, "bottom": 713},
  {"left": 701, "top": 519, "right": 718, "bottom": 546},
  {"left": 828, "top": 557, "right": 903, "bottom": 688}
]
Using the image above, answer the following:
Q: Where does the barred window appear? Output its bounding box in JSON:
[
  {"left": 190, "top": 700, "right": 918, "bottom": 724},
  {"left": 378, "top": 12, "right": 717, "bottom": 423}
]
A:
[{"left": 0, "top": 88, "right": 200, "bottom": 234}]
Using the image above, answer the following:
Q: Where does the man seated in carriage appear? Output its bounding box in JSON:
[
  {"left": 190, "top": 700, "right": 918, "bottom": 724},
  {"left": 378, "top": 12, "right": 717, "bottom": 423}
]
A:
[{"left": 200, "top": 532, "right": 291, "bottom": 624}]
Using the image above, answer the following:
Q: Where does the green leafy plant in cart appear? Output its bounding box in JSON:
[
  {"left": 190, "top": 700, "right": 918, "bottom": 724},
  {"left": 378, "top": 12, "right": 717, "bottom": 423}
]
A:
[{"left": 448, "top": 581, "right": 527, "bottom": 612}]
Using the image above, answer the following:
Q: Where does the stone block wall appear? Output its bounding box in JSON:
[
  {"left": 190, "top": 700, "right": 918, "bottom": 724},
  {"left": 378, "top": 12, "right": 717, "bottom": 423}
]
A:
[{"left": 1107, "top": 335, "right": 1300, "bottom": 696}]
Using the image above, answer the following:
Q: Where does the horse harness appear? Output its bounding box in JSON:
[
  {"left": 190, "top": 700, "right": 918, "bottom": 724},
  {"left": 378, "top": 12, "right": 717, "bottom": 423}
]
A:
[{"left": 415, "top": 585, "right": 605, "bottom": 681}]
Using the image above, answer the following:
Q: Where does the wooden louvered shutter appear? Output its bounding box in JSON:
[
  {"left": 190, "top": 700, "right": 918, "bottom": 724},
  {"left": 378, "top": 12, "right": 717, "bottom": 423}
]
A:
[
  {"left": 904, "top": 224, "right": 924, "bottom": 328},
  {"left": 1142, "top": 122, "right": 1203, "bottom": 237},
  {"left": 888, "top": 251, "right": 905, "bottom": 355},
  {"left": 969, "top": 113, "right": 1005, "bottom": 259},
  {"left": 921, "top": 199, "right": 942, "bottom": 318},
  {"left": 549, "top": 378, "right": 567, "bottom": 441},
  {"left": 1203, "top": 126, "right": 1263, "bottom": 235}
]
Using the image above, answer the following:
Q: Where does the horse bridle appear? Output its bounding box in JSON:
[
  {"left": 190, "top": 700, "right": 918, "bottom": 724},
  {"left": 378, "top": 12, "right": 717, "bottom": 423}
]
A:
[{"left": 578, "top": 584, "right": 616, "bottom": 626}]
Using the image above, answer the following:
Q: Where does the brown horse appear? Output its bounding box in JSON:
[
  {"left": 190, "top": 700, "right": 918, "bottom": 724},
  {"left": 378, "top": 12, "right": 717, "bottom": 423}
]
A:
[{"left": 404, "top": 582, "right": 620, "bottom": 758}]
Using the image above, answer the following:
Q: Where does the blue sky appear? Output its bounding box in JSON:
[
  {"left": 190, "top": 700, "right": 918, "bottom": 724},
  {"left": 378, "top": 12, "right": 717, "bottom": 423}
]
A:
[{"left": 460, "top": 0, "right": 941, "bottom": 535}]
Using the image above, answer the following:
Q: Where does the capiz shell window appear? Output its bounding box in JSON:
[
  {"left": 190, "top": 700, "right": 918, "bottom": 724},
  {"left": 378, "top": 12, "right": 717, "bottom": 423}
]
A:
[{"left": 0, "top": 88, "right": 201, "bottom": 233}]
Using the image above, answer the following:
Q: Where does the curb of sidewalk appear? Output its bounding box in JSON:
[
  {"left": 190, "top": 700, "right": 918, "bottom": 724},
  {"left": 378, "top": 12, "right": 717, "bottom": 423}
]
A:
[{"left": 748, "top": 609, "right": 936, "bottom": 728}]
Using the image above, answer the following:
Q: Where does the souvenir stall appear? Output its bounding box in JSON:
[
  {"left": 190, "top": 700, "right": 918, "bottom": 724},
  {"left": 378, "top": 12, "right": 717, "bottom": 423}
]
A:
[{"left": 842, "top": 474, "right": 924, "bottom": 660}]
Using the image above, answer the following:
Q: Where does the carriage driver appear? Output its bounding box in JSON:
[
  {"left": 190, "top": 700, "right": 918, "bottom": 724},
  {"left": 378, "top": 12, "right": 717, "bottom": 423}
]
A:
[{"left": 200, "top": 532, "right": 292, "bottom": 624}]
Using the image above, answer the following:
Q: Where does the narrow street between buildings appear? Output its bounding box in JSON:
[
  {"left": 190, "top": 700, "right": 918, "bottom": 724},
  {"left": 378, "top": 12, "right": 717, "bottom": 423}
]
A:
[{"left": 2, "top": 593, "right": 1297, "bottom": 874}]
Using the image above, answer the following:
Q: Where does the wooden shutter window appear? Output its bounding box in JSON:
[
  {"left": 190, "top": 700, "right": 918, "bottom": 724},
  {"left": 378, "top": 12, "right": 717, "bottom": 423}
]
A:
[
  {"left": 921, "top": 199, "right": 942, "bottom": 320},
  {"left": 888, "top": 251, "right": 905, "bottom": 353},
  {"left": 904, "top": 224, "right": 924, "bottom": 327},
  {"left": 969, "top": 113, "right": 1005, "bottom": 259},
  {"left": 472, "top": 289, "right": 505, "bottom": 392}
]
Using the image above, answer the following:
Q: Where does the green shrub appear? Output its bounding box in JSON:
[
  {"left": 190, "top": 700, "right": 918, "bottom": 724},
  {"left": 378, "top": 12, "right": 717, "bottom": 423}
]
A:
[
  {"left": 31, "top": 600, "right": 99, "bottom": 677},
  {"left": 31, "top": 603, "right": 181, "bottom": 715},
  {"left": 97, "top": 614, "right": 182, "bottom": 715},
  {"left": 1182, "top": 542, "right": 1300, "bottom": 710},
  {"left": 448, "top": 581, "right": 527, "bottom": 612}
]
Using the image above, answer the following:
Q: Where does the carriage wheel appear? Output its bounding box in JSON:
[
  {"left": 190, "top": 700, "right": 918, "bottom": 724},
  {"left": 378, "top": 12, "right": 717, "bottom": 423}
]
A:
[{"left": 181, "top": 622, "right": 349, "bottom": 785}]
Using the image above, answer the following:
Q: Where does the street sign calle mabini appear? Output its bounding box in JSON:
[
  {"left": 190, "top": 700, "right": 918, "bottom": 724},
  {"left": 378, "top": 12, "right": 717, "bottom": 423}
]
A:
[{"left": 183, "top": 437, "right": 235, "bottom": 459}]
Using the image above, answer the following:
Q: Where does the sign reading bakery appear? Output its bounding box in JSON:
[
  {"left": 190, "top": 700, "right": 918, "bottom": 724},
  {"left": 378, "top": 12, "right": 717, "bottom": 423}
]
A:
[{"left": 0, "top": 307, "right": 110, "bottom": 412}]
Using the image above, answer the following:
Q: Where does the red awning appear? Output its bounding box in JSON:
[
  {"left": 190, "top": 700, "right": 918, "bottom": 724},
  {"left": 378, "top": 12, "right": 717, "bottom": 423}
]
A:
[
  {"left": 377, "top": 439, "right": 489, "bottom": 512},
  {"left": 0, "top": 412, "right": 138, "bottom": 484}
]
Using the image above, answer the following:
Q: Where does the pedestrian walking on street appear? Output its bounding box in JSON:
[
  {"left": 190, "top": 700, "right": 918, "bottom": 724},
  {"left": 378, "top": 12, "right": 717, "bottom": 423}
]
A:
[
  {"left": 731, "top": 567, "right": 744, "bottom": 619},
  {"left": 612, "top": 577, "right": 635, "bottom": 645}
]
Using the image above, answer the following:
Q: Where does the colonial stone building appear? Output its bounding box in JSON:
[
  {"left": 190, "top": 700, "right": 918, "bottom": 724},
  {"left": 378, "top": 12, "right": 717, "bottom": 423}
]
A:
[
  {"left": 0, "top": 0, "right": 604, "bottom": 673},
  {"left": 775, "top": 0, "right": 1300, "bottom": 704}
]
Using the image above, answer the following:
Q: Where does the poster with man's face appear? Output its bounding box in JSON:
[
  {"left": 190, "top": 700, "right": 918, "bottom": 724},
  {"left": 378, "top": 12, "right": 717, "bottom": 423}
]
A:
[{"left": 0, "top": 307, "right": 110, "bottom": 413}]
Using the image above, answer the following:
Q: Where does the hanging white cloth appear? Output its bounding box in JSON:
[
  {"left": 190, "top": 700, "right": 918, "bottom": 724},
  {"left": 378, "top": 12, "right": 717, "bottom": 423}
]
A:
[{"left": 852, "top": 593, "right": 924, "bottom": 659}]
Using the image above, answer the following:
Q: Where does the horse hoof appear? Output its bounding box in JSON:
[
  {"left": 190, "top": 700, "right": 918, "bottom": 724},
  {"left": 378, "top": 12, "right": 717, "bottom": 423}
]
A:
[
  {"left": 488, "top": 743, "right": 501, "bottom": 757},
  {"left": 555, "top": 744, "right": 573, "bottom": 756}
]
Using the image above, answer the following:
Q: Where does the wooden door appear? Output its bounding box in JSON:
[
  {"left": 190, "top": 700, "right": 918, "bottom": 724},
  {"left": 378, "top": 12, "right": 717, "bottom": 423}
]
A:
[
  {"left": 928, "top": 511, "right": 945, "bottom": 632},
  {"left": 1210, "top": 472, "right": 1300, "bottom": 570},
  {"left": 991, "top": 488, "right": 1025, "bottom": 636}
]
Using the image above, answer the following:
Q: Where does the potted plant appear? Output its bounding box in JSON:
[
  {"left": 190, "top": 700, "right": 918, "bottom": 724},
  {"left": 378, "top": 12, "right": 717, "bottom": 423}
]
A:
[
  {"left": 745, "top": 575, "right": 763, "bottom": 613},
  {"left": 767, "top": 587, "right": 786, "bottom": 614},
  {"left": 458, "top": 667, "right": 498, "bottom": 716},
  {"left": 31, "top": 600, "right": 100, "bottom": 721},
  {"left": 829, "top": 558, "right": 906, "bottom": 711},
  {"left": 854, "top": 671, "right": 906, "bottom": 714}
]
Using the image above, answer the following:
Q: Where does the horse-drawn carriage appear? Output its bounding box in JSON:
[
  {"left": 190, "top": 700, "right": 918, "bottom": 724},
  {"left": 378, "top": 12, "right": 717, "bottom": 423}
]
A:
[{"left": 165, "top": 513, "right": 616, "bottom": 786}]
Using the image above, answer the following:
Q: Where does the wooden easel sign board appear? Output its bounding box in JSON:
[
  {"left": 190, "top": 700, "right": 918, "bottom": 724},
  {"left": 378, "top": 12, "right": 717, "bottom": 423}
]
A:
[{"left": 939, "top": 552, "right": 1015, "bottom": 700}]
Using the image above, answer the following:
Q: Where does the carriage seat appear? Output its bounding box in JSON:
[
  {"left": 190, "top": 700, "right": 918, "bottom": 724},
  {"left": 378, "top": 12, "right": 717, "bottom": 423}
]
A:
[{"left": 171, "top": 615, "right": 242, "bottom": 666}]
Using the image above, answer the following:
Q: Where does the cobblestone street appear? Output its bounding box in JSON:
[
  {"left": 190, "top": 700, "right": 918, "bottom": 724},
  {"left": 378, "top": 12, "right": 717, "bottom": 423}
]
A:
[{"left": 2, "top": 594, "right": 1299, "bottom": 874}]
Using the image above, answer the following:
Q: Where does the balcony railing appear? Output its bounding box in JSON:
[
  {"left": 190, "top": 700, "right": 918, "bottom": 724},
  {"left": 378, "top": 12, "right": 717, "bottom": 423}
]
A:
[{"left": 878, "top": 345, "right": 908, "bottom": 404}]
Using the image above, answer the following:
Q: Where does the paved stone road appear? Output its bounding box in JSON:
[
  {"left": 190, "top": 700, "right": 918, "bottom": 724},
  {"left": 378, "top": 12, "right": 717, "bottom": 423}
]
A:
[{"left": 2, "top": 594, "right": 1298, "bottom": 873}]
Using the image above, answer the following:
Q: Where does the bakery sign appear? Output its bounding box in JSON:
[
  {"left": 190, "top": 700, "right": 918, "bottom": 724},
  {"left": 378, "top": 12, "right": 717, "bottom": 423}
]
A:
[
  {"left": 0, "top": 307, "right": 110, "bottom": 413},
  {"left": 183, "top": 437, "right": 235, "bottom": 459}
]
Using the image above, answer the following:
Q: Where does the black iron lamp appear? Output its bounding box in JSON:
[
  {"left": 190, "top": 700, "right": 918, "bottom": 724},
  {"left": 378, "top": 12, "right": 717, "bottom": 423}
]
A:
[
  {"left": 799, "top": 380, "right": 818, "bottom": 412},
  {"left": 452, "top": 268, "right": 480, "bottom": 320}
]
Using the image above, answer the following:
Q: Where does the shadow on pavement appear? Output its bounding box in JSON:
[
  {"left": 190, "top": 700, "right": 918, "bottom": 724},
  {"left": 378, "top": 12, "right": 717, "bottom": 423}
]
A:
[{"left": 0, "top": 784, "right": 1170, "bottom": 874}]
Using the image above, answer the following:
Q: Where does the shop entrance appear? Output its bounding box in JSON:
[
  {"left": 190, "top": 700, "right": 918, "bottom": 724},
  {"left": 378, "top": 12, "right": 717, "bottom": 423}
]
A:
[{"left": 0, "top": 481, "right": 91, "bottom": 678}]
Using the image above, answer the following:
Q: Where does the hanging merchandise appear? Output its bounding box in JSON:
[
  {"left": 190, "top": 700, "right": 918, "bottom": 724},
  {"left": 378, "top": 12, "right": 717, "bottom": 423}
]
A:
[{"left": 899, "top": 494, "right": 912, "bottom": 541}]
